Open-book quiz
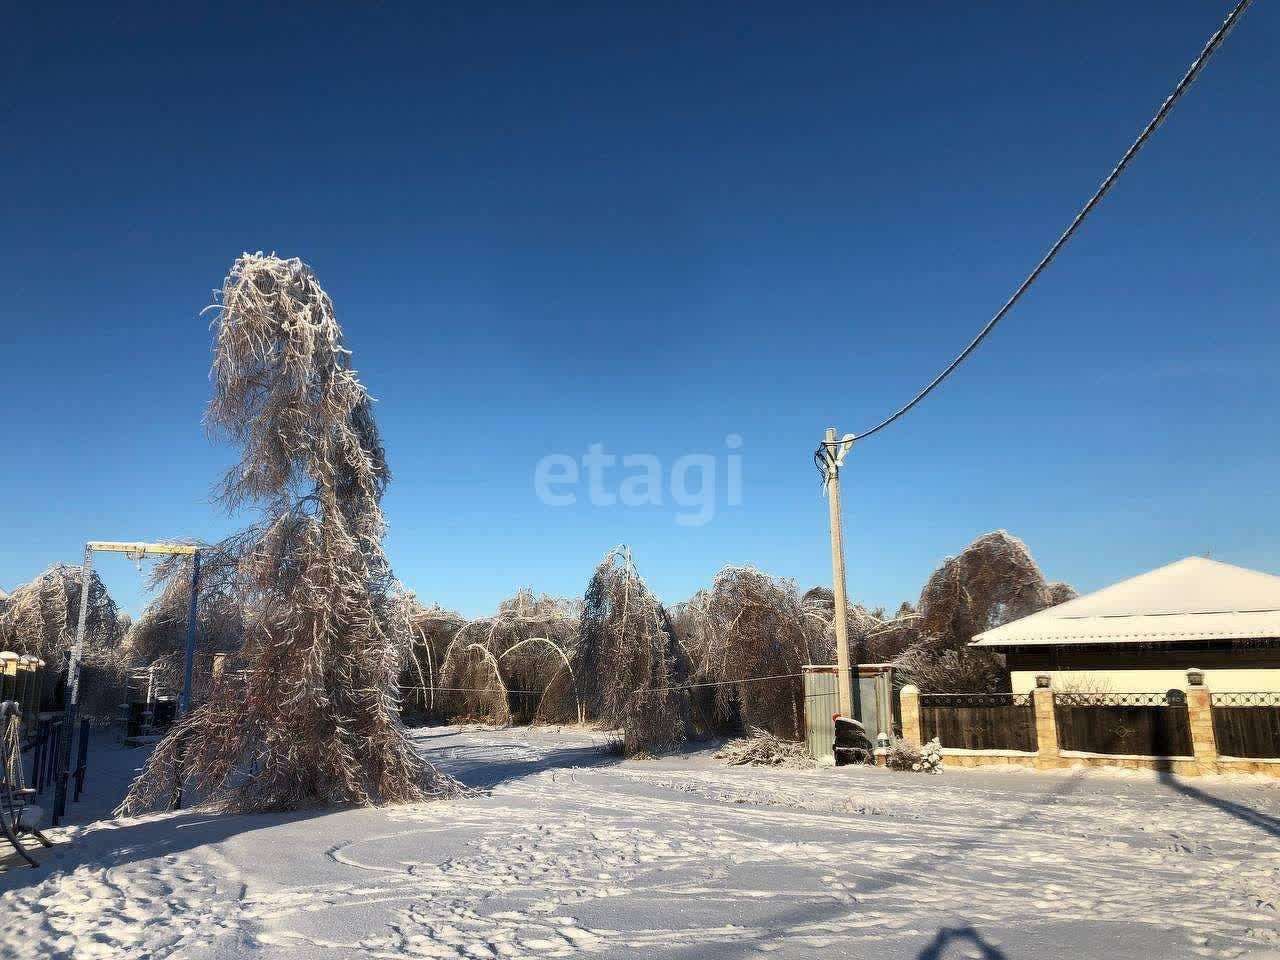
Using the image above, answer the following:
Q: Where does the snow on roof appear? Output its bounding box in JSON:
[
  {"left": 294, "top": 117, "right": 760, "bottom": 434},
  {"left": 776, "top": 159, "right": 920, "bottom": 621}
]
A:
[{"left": 971, "top": 556, "right": 1280, "bottom": 647}]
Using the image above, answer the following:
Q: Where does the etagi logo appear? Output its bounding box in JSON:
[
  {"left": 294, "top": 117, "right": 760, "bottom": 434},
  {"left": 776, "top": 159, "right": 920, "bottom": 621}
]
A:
[{"left": 534, "top": 435, "right": 743, "bottom": 527}]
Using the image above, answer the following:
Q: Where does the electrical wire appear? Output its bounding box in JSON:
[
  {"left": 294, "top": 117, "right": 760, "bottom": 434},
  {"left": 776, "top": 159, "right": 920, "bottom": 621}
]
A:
[
  {"left": 820, "top": 0, "right": 1253, "bottom": 453},
  {"left": 398, "top": 685, "right": 544, "bottom": 695},
  {"left": 399, "top": 673, "right": 811, "bottom": 699},
  {"left": 645, "top": 672, "right": 806, "bottom": 695}
]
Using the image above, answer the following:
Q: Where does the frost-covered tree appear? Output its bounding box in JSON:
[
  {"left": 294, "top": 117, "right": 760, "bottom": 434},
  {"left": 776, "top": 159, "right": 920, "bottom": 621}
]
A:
[
  {"left": 120, "top": 254, "right": 457, "bottom": 813},
  {"left": 576, "top": 548, "right": 683, "bottom": 754}
]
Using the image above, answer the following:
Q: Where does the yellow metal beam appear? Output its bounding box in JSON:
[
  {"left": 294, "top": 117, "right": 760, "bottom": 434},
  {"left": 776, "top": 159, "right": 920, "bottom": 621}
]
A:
[{"left": 87, "top": 541, "right": 199, "bottom": 556}]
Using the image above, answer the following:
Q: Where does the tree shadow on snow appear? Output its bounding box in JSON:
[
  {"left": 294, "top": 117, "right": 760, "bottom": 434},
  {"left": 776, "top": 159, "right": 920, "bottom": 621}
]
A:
[
  {"left": 669, "top": 771, "right": 1086, "bottom": 960},
  {"left": 424, "top": 740, "right": 623, "bottom": 791},
  {"left": 2, "top": 730, "right": 623, "bottom": 892},
  {"left": 1155, "top": 771, "right": 1280, "bottom": 838},
  {"left": 0, "top": 806, "right": 325, "bottom": 895}
]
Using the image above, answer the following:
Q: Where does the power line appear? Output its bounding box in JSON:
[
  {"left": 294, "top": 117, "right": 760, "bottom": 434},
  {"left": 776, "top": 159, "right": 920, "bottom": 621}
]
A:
[
  {"left": 646, "top": 672, "right": 805, "bottom": 695},
  {"left": 399, "top": 685, "right": 543, "bottom": 695},
  {"left": 400, "top": 673, "right": 810, "bottom": 698},
  {"left": 832, "top": 0, "right": 1254, "bottom": 446}
]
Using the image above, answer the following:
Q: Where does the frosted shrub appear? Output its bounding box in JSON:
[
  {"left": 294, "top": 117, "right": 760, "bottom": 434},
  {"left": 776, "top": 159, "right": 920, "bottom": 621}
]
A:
[
  {"left": 886, "top": 738, "right": 944, "bottom": 774},
  {"left": 918, "top": 738, "right": 944, "bottom": 773}
]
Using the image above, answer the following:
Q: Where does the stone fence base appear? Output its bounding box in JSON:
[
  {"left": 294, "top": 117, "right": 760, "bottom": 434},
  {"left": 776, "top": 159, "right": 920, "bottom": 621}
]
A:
[{"left": 898, "top": 672, "right": 1280, "bottom": 780}]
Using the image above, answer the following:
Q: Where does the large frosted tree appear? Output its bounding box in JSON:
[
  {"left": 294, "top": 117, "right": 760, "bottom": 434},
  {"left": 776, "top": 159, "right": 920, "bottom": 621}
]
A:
[
  {"left": 576, "top": 548, "right": 684, "bottom": 755},
  {"left": 121, "top": 254, "right": 456, "bottom": 812}
]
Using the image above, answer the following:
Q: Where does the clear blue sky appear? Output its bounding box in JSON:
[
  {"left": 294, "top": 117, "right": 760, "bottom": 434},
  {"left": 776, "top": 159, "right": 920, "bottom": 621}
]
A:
[{"left": 1, "top": 2, "right": 1276, "bottom": 618}]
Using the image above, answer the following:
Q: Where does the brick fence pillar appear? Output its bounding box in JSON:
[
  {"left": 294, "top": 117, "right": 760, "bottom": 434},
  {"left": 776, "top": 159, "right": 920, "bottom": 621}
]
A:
[
  {"left": 900, "top": 684, "right": 922, "bottom": 744},
  {"left": 1032, "top": 675, "right": 1059, "bottom": 769},
  {"left": 1185, "top": 668, "right": 1218, "bottom": 772}
]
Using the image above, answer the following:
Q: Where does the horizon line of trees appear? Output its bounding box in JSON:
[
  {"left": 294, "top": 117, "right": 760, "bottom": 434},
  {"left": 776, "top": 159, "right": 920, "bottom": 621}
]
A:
[{"left": 1, "top": 527, "right": 1075, "bottom": 757}]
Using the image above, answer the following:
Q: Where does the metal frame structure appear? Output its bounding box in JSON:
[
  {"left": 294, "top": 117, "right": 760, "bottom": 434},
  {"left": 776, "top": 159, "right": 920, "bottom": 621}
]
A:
[{"left": 53, "top": 541, "right": 200, "bottom": 825}]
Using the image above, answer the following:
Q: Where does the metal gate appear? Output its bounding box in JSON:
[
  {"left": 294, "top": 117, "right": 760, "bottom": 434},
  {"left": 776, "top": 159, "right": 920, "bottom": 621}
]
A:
[
  {"left": 803, "top": 664, "right": 895, "bottom": 761},
  {"left": 803, "top": 666, "right": 839, "bottom": 759}
]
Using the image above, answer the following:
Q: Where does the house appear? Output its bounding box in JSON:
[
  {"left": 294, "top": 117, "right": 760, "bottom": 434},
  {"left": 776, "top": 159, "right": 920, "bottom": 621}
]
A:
[{"left": 970, "top": 556, "right": 1280, "bottom": 694}]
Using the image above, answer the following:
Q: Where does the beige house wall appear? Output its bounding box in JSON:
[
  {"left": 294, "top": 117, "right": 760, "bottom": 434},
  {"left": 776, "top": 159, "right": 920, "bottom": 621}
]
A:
[{"left": 1010, "top": 667, "right": 1280, "bottom": 695}]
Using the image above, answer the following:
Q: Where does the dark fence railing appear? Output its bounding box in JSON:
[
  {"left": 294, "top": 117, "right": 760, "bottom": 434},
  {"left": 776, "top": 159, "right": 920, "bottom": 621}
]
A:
[
  {"left": 1210, "top": 692, "right": 1280, "bottom": 759},
  {"left": 26, "top": 716, "right": 64, "bottom": 794},
  {"left": 22, "top": 713, "right": 94, "bottom": 818},
  {"left": 920, "top": 693, "right": 1036, "bottom": 752},
  {"left": 1053, "top": 691, "right": 1193, "bottom": 757}
]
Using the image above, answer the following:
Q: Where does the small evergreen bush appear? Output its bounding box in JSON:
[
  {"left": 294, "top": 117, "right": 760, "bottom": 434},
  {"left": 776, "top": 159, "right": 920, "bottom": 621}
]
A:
[{"left": 886, "top": 738, "right": 943, "bottom": 773}]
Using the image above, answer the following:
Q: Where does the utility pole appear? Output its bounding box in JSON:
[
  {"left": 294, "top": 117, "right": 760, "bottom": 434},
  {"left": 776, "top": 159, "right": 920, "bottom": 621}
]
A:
[{"left": 822, "top": 427, "right": 857, "bottom": 719}]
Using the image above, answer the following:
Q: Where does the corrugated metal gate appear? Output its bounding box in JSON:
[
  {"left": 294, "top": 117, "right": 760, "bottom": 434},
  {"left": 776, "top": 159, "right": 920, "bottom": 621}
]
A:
[
  {"left": 803, "top": 664, "right": 896, "bottom": 761},
  {"left": 803, "top": 666, "right": 840, "bottom": 759}
]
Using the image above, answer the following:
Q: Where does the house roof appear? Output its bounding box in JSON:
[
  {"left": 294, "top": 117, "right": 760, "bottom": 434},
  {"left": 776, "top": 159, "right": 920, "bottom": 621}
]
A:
[{"left": 971, "top": 557, "right": 1280, "bottom": 648}]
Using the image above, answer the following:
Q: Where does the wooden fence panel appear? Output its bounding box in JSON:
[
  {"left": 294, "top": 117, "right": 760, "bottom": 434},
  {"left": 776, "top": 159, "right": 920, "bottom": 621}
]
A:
[
  {"left": 1053, "top": 693, "right": 1192, "bottom": 757},
  {"left": 1211, "top": 693, "right": 1280, "bottom": 759},
  {"left": 919, "top": 694, "right": 1036, "bottom": 752}
]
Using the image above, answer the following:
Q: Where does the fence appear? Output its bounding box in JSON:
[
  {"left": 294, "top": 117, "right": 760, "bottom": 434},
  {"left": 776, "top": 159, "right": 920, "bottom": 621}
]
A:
[
  {"left": 24, "top": 714, "right": 94, "bottom": 809},
  {"left": 1053, "top": 691, "right": 1193, "bottom": 757},
  {"left": 28, "top": 716, "right": 64, "bottom": 793},
  {"left": 896, "top": 673, "right": 1280, "bottom": 778},
  {"left": 1210, "top": 692, "right": 1280, "bottom": 759},
  {"left": 919, "top": 693, "right": 1036, "bottom": 752}
]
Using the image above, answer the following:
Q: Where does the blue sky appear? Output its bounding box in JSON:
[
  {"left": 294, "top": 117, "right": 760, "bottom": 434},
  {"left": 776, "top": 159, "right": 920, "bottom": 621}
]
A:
[{"left": 1, "top": 2, "right": 1276, "bottom": 618}]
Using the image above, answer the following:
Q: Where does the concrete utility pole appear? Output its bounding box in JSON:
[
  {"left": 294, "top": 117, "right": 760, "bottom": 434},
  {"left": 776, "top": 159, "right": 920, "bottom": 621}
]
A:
[{"left": 822, "top": 427, "right": 856, "bottom": 719}]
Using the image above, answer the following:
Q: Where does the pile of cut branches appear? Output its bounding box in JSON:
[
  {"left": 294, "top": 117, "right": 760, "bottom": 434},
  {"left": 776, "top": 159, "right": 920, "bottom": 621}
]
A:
[{"left": 714, "top": 726, "right": 816, "bottom": 768}]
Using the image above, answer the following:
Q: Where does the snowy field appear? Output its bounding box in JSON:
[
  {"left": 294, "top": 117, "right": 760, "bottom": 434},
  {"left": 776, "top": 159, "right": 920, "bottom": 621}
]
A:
[{"left": 3, "top": 726, "right": 1279, "bottom": 959}]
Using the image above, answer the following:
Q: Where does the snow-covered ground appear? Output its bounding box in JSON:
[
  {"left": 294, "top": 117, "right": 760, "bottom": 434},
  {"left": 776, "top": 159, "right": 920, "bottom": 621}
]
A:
[{"left": 3, "top": 726, "right": 1279, "bottom": 959}]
